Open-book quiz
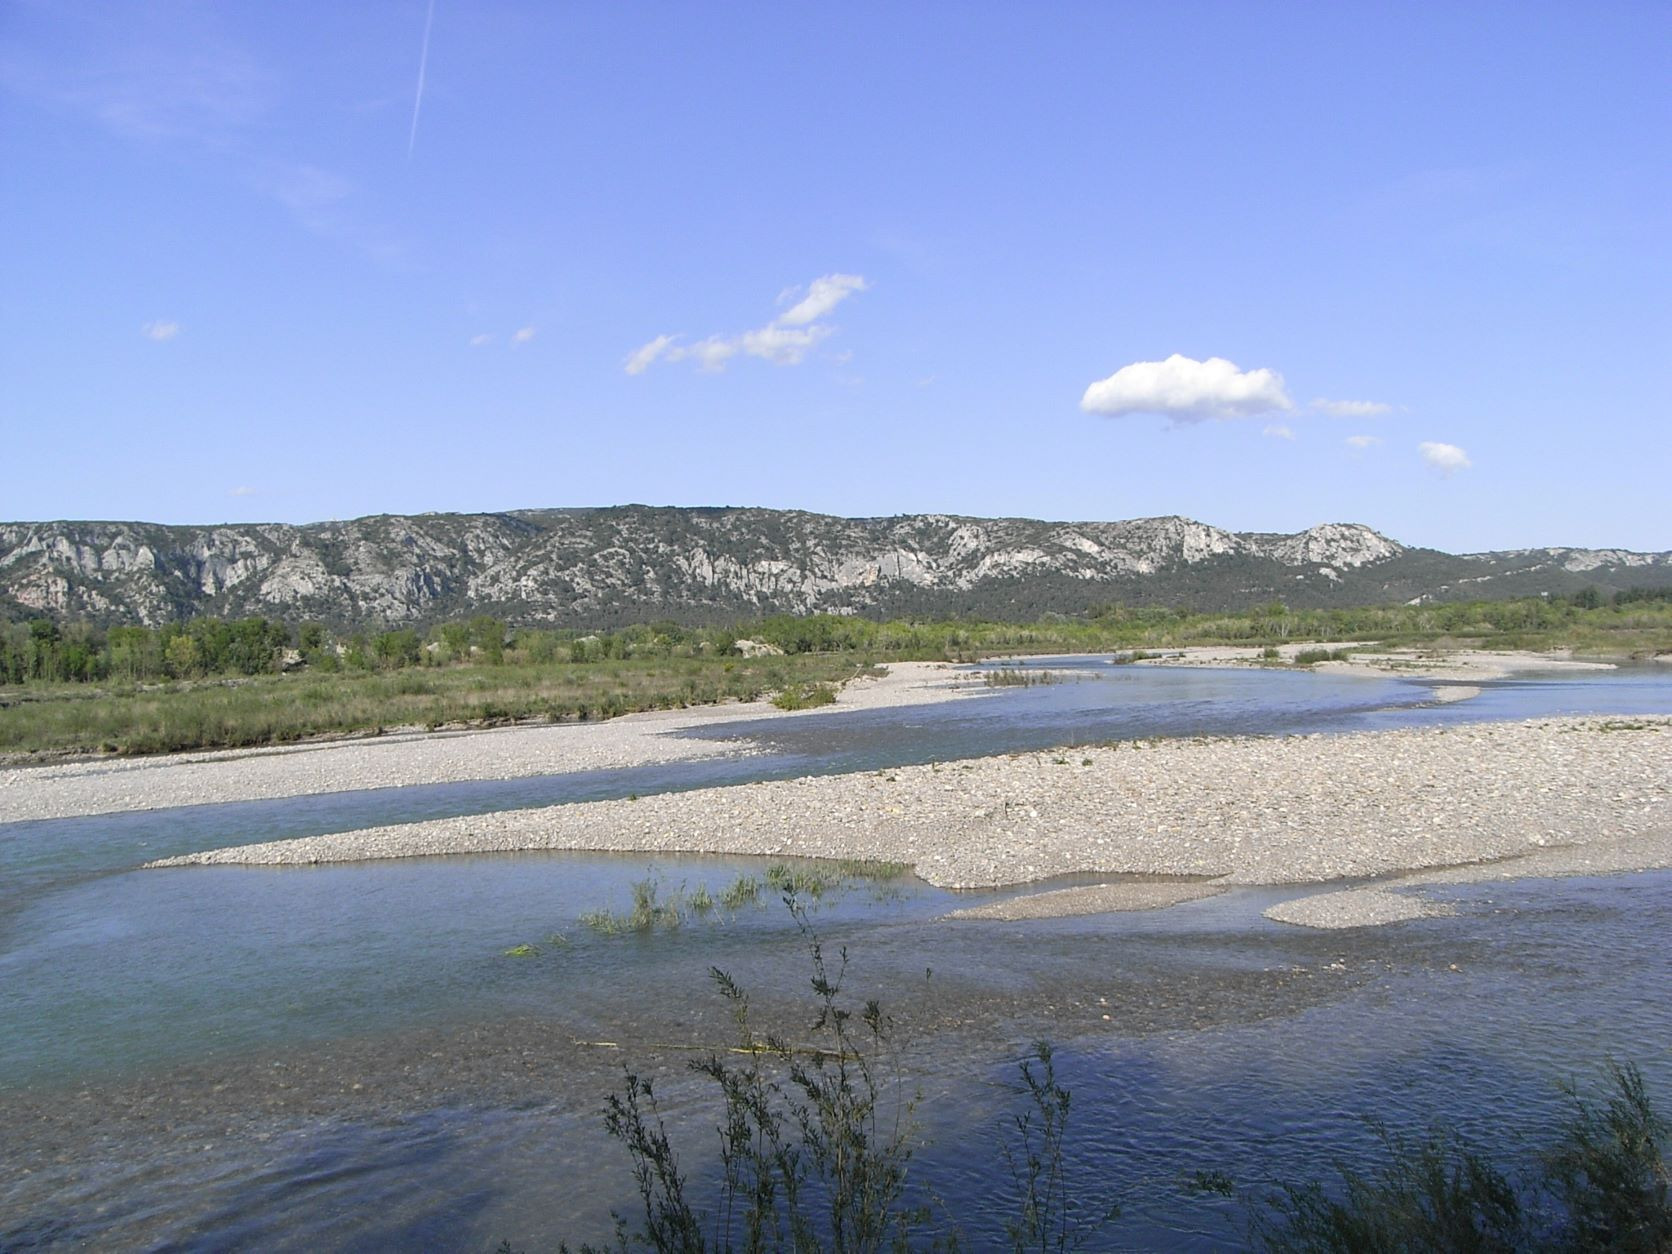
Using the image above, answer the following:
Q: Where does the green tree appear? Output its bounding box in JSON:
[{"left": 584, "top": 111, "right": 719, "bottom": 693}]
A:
[
  {"left": 469, "top": 615, "right": 505, "bottom": 665},
  {"left": 164, "top": 634, "right": 202, "bottom": 678}
]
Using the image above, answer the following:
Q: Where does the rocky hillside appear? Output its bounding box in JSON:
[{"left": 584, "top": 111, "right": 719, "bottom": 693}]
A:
[{"left": 1, "top": 506, "right": 1667, "bottom": 628}]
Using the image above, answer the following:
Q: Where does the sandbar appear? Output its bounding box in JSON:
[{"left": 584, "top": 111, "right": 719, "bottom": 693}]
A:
[{"left": 150, "top": 716, "right": 1671, "bottom": 898}]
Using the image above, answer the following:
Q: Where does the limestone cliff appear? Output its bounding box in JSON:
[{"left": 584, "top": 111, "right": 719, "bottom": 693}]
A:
[{"left": 1, "top": 507, "right": 1665, "bottom": 626}]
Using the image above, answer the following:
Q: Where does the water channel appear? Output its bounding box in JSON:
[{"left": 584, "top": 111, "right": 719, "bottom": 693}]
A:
[{"left": 2, "top": 661, "right": 1669, "bottom": 1248}]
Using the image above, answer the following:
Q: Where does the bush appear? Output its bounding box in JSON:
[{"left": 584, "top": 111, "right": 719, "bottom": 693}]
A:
[
  {"left": 1293, "top": 648, "right": 1350, "bottom": 665},
  {"left": 591, "top": 909, "right": 931, "bottom": 1251},
  {"left": 771, "top": 682, "right": 838, "bottom": 711}
]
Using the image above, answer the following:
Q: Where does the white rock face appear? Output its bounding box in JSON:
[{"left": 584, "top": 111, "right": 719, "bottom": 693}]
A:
[
  {"left": 1557, "top": 548, "right": 1667, "bottom": 573},
  {"left": 1, "top": 508, "right": 1664, "bottom": 626},
  {"left": 1260, "top": 523, "right": 1405, "bottom": 568}
]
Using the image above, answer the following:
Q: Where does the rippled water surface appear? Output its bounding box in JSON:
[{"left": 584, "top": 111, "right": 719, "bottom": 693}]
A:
[{"left": 2, "top": 662, "right": 1669, "bottom": 1248}]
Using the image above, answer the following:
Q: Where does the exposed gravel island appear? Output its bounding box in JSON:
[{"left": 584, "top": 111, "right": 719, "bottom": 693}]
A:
[{"left": 151, "top": 716, "right": 1672, "bottom": 899}]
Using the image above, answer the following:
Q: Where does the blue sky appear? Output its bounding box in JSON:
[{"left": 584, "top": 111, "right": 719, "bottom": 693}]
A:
[{"left": 2, "top": 2, "right": 1667, "bottom": 552}]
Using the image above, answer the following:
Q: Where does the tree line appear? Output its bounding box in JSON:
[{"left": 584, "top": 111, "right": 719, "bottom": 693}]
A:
[{"left": 2, "top": 585, "right": 1667, "bottom": 687}]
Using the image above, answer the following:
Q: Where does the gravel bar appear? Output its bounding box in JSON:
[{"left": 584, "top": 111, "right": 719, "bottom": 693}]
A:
[
  {"left": 1262, "top": 888, "right": 1453, "bottom": 929},
  {"left": 149, "top": 716, "right": 1672, "bottom": 890}
]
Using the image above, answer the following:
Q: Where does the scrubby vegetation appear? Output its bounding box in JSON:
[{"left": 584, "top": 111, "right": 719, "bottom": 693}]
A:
[
  {"left": 770, "top": 682, "right": 839, "bottom": 711},
  {"left": 3, "top": 589, "right": 1668, "bottom": 757},
  {"left": 1292, "top": 647, "right": 1353, "bottom": 665},
  {"left": 981, "top": 668, "right": 1061, "bottom": 687},
  {"left": 0, "top": 652, "right": 871, "bottom": 758}
]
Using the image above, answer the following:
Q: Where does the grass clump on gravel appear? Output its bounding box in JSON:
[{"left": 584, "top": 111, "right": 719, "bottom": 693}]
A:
[{"left": 769, "top": 681, "right": 839, "bottom": 711}]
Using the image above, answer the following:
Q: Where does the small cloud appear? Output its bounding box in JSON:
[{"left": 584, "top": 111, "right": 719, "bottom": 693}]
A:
[
  {"left": 227, "top": 485, "right": 257, "bottom": 497},
  {"left": 1313, "top": 397, "right": 1394, "bottom": 418},
  {"left": 1346, "top": 434, "right": 1382, "bottom": 449},
  {"left": 1263, "top": 424, "right": 1296, "bottom": 440},
  {"left": 776, "top": 274, "right": 868, "bottom": 327},
  {"left": 626, "top": 273, "right": 868, "bottom": 374},
  {"left": 511, "top": 325, "right": 536, "bottom": 345},
  {"left": 625, "top": 334, "right": 677, "bottom": 375},
  {"left": 1419, "top": 441, "right": 1472, "bottom": 475},
  {"left": 738, "top": 321, "right": 828, "bottom": 365},
  {"left": 685, "top": 336, "right": 740, "bottom": 371},
  {"left": 915, "top": 374, "right": 938, "bottom": 388},
  {"left": 1081, "top": 354, "right": 1292, "bottom": 422},
  {"left": 142, "top": 320, "right": 180, "bottom": 341},
  {"left": 469, "top": 333, "right": 492, "bottom": 347}
]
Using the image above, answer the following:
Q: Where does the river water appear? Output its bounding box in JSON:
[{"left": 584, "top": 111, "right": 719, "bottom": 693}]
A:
[{"left": 2, "top": 662, "right": 1669, "bottom": 1249}]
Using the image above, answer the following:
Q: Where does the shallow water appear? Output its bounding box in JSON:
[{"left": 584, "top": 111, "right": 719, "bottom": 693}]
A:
[
  {"left": 8, "top": 870, "right": 1669, "bottom": 1249},
  {"left": 2, "top": 663, "right": 1670, "bottom": 1247}
]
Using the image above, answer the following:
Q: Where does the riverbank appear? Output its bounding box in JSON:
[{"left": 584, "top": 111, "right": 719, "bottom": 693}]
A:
[
  {"left": 151, "top": 716, "right": 1672, "bottom": 901},
  {"left": 4, "top": 647, "right": 1620, "bottom": 823},
  {"left": 0, "top": 661, "right": 972, "bottom": 822}
]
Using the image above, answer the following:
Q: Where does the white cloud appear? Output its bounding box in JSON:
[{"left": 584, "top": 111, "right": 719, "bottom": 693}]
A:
[
  {"left": 624, "top": 334, "right": 675, "bottom": 374},
  {"left": 685, "top": 336, "right": 740, "bottom": 371},
  {"left": 739, "top": 322, "right": 830, "bottom": 365},
  {"left": 1346, "top": 434, "right": 1382, "bottom": 449},
  {"left": 1313, "top": 397, "right": 1394, "bottom": 418},
  {"left": 469, "top": 333, "right": 492, "bottom": 347},
  {"left": 511, "top": 325, "right": 536, "bottom": 345},
  {"left": 227, "top": 485, "right": 256, "bottom": 497},
  {"left": 141, "top": 320, "right": 179, "bottom": 341},
  {"left": 1263, "top": 424, "right": 1295, "bottom": 440},
  {"left": 1419, "top": 441, "right": 1472, "bottom": 475},
  {"left": 776, "top": 274, "right": 868, "bottom": 327},
  {"left": 626, "top": 273, "right": 868, "bottom": 374},
  {"left": 1080, "top": 354, "right": 1292, "bottom": 422}
]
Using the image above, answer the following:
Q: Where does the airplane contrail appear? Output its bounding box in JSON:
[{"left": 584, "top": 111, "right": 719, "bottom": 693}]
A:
[{"left": 407, "top": 0, "right": 437, "bottom": 159}]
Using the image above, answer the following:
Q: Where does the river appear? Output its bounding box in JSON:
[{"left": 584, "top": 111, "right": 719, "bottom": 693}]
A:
[{"left": 2, "top": 661, "right": 1669, "bottom": 1248}]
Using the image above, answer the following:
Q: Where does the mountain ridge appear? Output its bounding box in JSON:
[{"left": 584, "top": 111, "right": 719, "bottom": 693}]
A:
[{"left": 2, "top": 506, "right": 1668, "bottom": 628}]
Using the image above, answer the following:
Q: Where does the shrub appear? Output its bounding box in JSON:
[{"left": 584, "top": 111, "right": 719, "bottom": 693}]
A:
[
  {"left": 771, "top": 682, "right": 839, "bottom": 711},
  {"left": 1293, "top": 648, "right": 1350, "bottom": 666},
  {"left": 595, "top": 910, "right": 929, "bottom": 1251}
]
